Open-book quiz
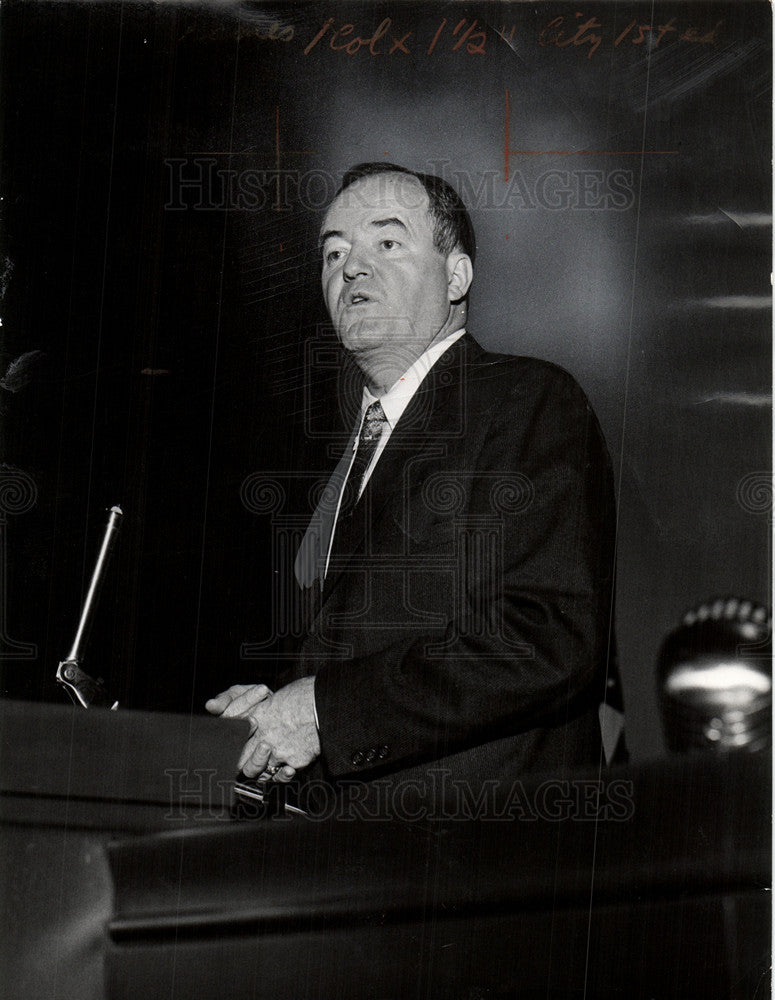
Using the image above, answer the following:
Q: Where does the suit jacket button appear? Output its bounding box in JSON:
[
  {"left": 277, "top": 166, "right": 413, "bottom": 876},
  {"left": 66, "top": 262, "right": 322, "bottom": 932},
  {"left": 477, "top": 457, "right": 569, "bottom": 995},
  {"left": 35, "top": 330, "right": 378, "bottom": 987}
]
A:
[
  {"left": 377, "top": 745, "right": 390, "bottom": 759},
  {"left": 365, "top": 748, "right": 377, "bottom": 763},
  {"left": 351, "top": 750, "right": 365, "bottom": 767}
]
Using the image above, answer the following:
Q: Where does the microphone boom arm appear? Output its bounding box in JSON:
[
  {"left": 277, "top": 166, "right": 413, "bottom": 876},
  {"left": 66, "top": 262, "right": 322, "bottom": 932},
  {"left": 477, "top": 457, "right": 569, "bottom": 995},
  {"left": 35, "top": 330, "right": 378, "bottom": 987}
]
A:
[{"left": 55, "top": 505, "right": 122, "bottom": 709}]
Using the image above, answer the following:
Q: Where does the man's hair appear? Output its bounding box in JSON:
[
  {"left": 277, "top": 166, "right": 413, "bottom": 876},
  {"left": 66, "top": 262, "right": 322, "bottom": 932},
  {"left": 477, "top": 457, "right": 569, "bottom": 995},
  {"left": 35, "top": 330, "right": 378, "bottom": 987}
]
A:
[{"left": 337, "top": 162, "right": 476, "bottom": 263}]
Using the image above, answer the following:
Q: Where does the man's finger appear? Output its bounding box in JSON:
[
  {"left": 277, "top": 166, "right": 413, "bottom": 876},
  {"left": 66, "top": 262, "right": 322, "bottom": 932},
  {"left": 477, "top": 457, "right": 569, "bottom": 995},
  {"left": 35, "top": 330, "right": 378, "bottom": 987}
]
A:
[
  {"left": 273, "top": 765, "right": 297, "bottom": 784},
  {"left": 238, "top": 739, "right": 272, "bottom": 777},
  {"left": 220, "top": 685, "right": 273, "bottom": 718},
  {"left": 206, "top": 684, "right": 272, "bottom": 717},
  {"left": 205, "top": 684, "right": 253, "bottom": 714}
]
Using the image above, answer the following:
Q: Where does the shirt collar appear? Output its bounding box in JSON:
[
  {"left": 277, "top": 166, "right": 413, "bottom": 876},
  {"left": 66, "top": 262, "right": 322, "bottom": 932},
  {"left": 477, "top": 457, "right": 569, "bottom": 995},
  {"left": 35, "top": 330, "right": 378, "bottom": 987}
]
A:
[{"left": 361, "top": 327, "right": 467, "bottom": 428}]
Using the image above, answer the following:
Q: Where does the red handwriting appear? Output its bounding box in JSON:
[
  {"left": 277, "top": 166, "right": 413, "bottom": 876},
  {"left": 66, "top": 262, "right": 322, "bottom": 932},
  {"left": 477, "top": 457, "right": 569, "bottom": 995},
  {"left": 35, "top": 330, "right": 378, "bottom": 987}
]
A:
[
  {"left": 303, "top": 16, "right": 490, "bottom": 56},
  {"left": 241, "top": 20, "right": 294, "bottom": 42},
  {"left": 280, "top": 12, "right": 725, "bottom": 59},
  {"left": 539, "top": 14, "right": 603, "bottom": 58},
  {"left": 304, "top": 17, "right": 411, "bottom": 55},
  {"left": 429, "top": 18, "right": 487, "bottom": 55},
  {"left": 614, "top": 16, "right": 723, "bottom": 47},
  {"left": 540, "top": 11, "right": 724, "bottom": 58}
]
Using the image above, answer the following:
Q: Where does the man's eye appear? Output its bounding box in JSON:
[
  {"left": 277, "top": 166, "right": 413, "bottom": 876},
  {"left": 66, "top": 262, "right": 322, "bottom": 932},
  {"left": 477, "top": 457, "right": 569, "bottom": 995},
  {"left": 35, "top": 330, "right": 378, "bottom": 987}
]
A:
[
  {"left": 380, "top": 239, "right": 399, "bottom": 250},
  {"left": 325, "top": 248, "right": 345, "bottom": 265}
]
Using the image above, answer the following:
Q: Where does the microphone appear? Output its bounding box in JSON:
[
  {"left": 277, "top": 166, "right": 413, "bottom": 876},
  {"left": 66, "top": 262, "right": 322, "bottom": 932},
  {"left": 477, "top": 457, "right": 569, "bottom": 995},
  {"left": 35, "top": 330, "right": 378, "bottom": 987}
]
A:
[{"left": 658, "top": 597, "right": 771, "bottom": 753}]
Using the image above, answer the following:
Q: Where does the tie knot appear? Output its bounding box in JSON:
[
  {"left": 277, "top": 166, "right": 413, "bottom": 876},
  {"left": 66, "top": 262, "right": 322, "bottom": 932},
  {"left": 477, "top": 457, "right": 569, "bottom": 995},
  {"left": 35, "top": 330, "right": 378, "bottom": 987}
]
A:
[{"left": 361, "top": 400, "right": 387, "bottom": 443}]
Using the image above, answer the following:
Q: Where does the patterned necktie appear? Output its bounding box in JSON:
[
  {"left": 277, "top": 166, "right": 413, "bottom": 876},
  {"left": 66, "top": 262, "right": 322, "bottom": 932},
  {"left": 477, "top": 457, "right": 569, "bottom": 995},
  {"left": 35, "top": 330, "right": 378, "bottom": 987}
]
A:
[
  {"left": 294, "top": 399, "right": 387, "bottom": 589},
  {"left": 338, "top": 400, "right": 388, "bottom": 519}
]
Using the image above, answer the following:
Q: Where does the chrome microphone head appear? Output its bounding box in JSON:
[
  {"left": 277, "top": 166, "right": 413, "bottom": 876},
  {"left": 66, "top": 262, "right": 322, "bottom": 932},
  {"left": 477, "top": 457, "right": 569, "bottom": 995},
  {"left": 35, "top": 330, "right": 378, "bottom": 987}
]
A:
[{"left": 657, "top": 598, "right": 771, "bottom": 753}]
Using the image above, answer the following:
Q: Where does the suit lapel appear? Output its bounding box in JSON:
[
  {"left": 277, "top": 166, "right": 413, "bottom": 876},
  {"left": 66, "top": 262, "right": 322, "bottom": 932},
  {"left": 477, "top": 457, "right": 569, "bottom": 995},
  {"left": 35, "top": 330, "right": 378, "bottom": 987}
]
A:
[{"left": 319, "top": 333, "right": 482, "bottom": 608}]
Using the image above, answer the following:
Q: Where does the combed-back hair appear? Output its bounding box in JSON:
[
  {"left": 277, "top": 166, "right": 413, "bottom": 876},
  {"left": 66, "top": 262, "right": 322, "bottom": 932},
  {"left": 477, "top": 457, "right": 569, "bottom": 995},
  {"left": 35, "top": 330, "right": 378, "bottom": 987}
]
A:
[{"left": 337, "top": 162, "right": 476, "bottom": 263}]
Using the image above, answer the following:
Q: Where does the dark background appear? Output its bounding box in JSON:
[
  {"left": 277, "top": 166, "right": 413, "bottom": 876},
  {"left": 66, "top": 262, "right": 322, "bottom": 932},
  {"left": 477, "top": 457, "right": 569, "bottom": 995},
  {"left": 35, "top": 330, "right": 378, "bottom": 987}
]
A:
[{"left": 1, "top": 0, "right": 770, "bottom": 759}]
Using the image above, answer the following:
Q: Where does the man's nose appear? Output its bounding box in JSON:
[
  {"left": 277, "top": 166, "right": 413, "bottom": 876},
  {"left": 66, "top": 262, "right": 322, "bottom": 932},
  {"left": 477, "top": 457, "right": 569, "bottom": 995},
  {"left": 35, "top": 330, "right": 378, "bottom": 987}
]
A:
[{"left": 342, "top": 246, "right": 372, "bottom": 281}]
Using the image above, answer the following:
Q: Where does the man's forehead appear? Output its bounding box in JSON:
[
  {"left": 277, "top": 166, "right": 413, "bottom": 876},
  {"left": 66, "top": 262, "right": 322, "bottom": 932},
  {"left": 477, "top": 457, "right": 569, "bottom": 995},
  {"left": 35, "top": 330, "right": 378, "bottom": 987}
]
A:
[{"left": 321, "top": 173, "right": 430, "bottom": 235}]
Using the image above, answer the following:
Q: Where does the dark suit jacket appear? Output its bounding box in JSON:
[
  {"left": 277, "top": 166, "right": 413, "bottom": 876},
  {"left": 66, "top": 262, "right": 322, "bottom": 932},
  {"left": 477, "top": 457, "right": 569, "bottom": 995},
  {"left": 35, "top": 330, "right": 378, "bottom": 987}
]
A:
[{"left": 286, "top": 333, "right": 616, "bottom": 811}]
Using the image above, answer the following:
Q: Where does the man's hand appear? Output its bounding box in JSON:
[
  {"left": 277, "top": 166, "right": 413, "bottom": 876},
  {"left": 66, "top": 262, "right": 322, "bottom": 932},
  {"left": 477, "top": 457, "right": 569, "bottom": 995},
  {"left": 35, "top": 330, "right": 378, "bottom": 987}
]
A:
[
  {"left": 206, "top": 678, "right": 320, "bottom": 781},
  {"left": 206, "top": 683, "right": 273, "bottom": 720}
]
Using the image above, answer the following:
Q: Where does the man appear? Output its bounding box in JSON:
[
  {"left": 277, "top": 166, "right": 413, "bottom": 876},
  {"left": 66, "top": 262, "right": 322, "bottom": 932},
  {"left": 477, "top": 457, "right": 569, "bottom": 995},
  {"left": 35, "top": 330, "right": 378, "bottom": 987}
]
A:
[{"left": 207, "top": 163, "right": 617, "bottom": 811}]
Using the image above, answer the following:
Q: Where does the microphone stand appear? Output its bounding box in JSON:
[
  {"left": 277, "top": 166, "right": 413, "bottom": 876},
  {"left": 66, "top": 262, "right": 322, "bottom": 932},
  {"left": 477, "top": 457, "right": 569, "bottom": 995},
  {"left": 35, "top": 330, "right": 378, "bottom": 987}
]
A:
[{"left": 55, "top": 505, "right": 122, "bottom": 709}]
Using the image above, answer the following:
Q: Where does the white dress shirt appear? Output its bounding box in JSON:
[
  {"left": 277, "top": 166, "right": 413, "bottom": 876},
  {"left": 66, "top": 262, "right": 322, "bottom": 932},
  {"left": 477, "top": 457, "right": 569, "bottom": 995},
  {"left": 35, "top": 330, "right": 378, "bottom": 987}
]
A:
[{"left": 324, "top": 327, "right": 467, "bottom": 578}]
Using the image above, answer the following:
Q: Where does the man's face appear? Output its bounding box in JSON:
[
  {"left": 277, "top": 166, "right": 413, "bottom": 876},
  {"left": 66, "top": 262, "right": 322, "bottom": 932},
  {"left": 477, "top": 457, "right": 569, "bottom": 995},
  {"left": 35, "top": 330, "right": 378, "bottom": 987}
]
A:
[{"left": 320, "top": 173, "right": 454, "bottom": 371}]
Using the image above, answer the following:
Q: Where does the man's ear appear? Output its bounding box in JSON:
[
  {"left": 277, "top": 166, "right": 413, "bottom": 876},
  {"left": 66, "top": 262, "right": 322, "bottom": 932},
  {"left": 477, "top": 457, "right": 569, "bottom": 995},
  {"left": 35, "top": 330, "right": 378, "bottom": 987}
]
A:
[{"left": 446, "top": 253, "right": 473, "bottom": 302}]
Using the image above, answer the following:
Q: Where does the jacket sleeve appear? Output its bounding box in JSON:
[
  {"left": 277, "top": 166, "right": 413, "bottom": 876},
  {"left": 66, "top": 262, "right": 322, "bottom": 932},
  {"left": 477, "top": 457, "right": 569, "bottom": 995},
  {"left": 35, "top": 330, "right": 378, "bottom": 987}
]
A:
[{"left": 311, "top": 363, "right": 616, "bottom": 778}]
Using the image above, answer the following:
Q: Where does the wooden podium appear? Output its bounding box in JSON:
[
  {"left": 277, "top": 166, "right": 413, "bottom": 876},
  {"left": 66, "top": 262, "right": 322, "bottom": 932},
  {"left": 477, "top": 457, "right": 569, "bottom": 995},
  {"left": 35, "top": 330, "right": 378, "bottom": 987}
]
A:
[
  {"left": 0, "top": 699, "right": 248, "bottom": 1000},
  {"left": 1, "top": 698, "right": 770, "bottom": 1000},
  {"left": 103, "top": 752, "right": 770, "bottom": 999}
]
